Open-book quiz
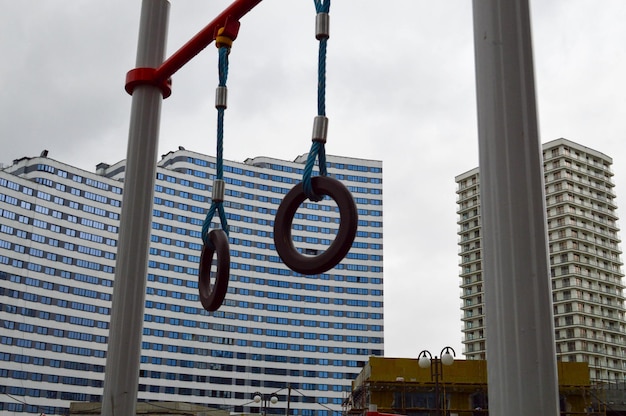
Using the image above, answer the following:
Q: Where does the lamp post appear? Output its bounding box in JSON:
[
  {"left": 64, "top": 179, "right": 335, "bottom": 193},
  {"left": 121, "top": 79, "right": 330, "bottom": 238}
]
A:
[
  {"left": 253, "top": 392, "right": 279, "bottom": 416},
  {"left": 418, "top": 347, "right": 456, "bottom": 416}
]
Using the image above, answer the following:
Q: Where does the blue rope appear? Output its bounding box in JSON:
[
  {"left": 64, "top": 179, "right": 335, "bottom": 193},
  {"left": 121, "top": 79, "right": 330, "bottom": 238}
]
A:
[
  {"left": 314, "top": 0, "right": 330, "bottom": 13},
  {"left": 317, "top": 39, "right": 327, "bottom": 116},
  {"left": 303, "top": 0, "right": 331, "bottom": 202},
  {"left": 202, "top": 46, "right": 230, "bottom": 247}
]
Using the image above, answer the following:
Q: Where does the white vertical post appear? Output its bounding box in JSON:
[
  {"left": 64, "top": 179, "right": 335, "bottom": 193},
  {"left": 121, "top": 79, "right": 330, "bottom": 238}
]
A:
[
  {"left": 101, "top": 1, "right": 169, "bottom": 415},
  {"left": 472, "top": 1, "right": 559, "bottom": 415}
]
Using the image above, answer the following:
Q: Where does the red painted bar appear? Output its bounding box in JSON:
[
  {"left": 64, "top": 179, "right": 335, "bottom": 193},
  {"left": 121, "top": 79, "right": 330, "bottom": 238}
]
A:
[{"left": 154, "top": 0, "right": 262, "bottom": 82}]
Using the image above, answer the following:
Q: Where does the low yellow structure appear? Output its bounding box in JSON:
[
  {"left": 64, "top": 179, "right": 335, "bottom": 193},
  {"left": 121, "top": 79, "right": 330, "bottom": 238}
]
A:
[{"left": 346, "top": 357, "right": 602, "bottom": 415}]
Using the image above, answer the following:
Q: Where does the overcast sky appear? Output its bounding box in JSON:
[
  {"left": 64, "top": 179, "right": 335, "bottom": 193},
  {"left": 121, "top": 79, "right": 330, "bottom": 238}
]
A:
[{"left": 2, "top": 1, "right": 626, "bottom": 361}]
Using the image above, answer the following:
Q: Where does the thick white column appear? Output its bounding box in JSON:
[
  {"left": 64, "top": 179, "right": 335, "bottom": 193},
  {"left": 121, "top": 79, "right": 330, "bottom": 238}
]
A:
[
  {"left": 101, "top": 1, "right": 169, "bottom": 415},
  {"left": 472, "top": 1, "right": 559, "bottom": 414}
]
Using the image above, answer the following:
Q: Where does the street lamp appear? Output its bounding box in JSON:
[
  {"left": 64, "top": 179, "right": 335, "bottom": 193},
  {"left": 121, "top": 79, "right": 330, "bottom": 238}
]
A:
[
  {"left": 253, "top": 392, "right": 279, "bottom": 416},
  {"left": 418, "top": 347, "right": 456, "bottom": 416}
]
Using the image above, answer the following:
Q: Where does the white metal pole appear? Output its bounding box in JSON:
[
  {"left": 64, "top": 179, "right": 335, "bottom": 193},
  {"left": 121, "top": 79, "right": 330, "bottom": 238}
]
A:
[
  {"left": 472, "top": 0, "right": 559, "bottom": 415},
  {"left": 101, "top": 1, "right": 169, "bottom": 415}
]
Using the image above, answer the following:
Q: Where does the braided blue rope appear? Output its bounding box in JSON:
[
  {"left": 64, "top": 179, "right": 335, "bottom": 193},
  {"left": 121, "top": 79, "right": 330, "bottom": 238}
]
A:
[
  {"left": 314, "top": 0, "right": 330, "bottom": 13},
  {"left": 303, "top": 0, "right": 331, "bottom": 202},
  {"left": 202, "top": 46, "right": 230, "bottom": 247}
]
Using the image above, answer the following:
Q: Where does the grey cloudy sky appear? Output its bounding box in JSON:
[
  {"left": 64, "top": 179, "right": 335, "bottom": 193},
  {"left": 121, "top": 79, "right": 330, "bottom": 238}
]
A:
[{"left": 2, "top": 1, "right": 626, "bottom": 360}]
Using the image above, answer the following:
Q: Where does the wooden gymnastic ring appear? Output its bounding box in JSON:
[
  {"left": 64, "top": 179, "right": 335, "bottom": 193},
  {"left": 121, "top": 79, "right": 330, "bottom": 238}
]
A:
[
  {"left": 274, "top": 176, "right": 357, "bottom": 275},
  {"left": 198, "top": 229, "right": 230, "bottom": 311}
]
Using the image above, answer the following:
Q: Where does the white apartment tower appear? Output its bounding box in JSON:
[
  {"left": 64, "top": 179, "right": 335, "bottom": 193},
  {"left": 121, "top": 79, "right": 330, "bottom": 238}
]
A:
[
  {"left": 0, "top": 148, "right": 383, "bottom": 415},
  {"left": 456, "top": 138, "right": 626, "bottom": 382}
]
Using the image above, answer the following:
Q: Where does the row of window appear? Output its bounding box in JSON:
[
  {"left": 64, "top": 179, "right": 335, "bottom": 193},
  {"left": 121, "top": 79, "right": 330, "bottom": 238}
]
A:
[
  {"left": 155, "top": 179, "right": 380, "bottom": 211},
  {"left": 0, "top": 205, "right": 118, "bottom": 238},
  {"left": 29, "top": 182, "right": 123, "bottom": 223},
  {"left": 150, "top": 244, "right": 347, "bottom": 266},
  {"left": 2, "top": 307, "right": 108, "bottom": 330},
  {"left": 3, "top": 171, "right": 121, "bottom": 211},
  {"left": 146, "top": 253, "right": 381, "bottom": 276},
  {"left": 142, "top": 312, "right": 381, "bottom": 338},
  {"left": 34, "top": 162, "right": 121, "bottom": 193},
  {"left": 158, "top": 167, "right": 382, "bottom": 202},
  {"left": 0, "top": 324, "right": 379, "bottom": 370},
  {"left": 138, "top": 344, "right": 370, "bottom": 364},
  {"left": 173, "top": 306, "right": 378, "bottom": 332},
  {"left": 0, "top": 351, "right": 364, "bottom": 388},
  {"left": 0, "top": 300, "right": 383, "bottom": 346},
  {"left": 160, "top": 208, "right": 383, "bottom": 230},
  {"left": 0, "top": 343, "right": 105, "bottom": 363},
  {"left": 147, "top": 279, "right": 382, "bottom": 305},
  {"left": 186, "top": 155, "right": 381, "bottom": 176},
  {"left": 230, "top": 274, "right": 382, "bottom": 285},
  {"left": 3, "top": 287, "right": 380, "bottom": 340},
  {"left": 3, "top": 270, "right": 382, "bottom": 318},
  {"left": 140, "top": 368, "right": 356, "bottom": 387},
  {"left": 0, "top": 400, "right": 67, "bottom": 416},
  {"left": 3, "top": 288, "right": 110, "bottom": 315},
  {"left": 1, "top": 269, "right": 111, "bottom": 290},
  {"left": 3, "top": 369, "right": 101, "bottom": 390},
  {"left": 1, "top": 250, "right": 115, "bottom": 275},
  {"left": 149, "top": 272, "right": 383, "bottom": 288},
  {"left": 2, "top": 286, "right": 380, "bottom": 346},
  {"left": 149, "top": 267, "right": 381, "bottom": 295},
  {"left": 0, "top": 229, "right": 116, "bottom": 260},
  {"left": 153, "top": 215, "right": 381, "bottom": 247}
]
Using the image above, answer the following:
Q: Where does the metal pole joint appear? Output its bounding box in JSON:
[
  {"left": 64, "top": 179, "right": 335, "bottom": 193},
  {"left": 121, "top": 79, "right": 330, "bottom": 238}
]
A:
[
  {"left": 125, "top": 67, "right": 172, "bottom": 98},
  {"left": 124, "top": 0, "right": 261, "bottom": 99}
]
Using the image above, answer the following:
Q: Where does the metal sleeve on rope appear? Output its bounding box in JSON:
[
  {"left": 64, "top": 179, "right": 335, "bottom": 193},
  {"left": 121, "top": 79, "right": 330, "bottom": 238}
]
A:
[
  {"left": 312, "top": 116, "right": 328, "bottom": 143},
  {"left": 316, "top": 13, "right": 330, "bottom": 40},
  {"left": 212, "top": 179, "right": 225, "bottom": 203},
  {"left": 215, "top": 86, "right": 228, "bottom": 109}
]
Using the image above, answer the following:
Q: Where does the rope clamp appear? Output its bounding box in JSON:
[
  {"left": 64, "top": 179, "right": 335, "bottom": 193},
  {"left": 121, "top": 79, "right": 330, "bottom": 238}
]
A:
[
  {"left": 274, "top": 176, "right": 358, "bottom": 275},
  {"left": 198, "top": 229, "right": 230, "bottom": 312},
  {"left": 215, "top": 20, "right": 241, "bottom": 49},
  {"left": 312, "top": 116, "right": 329, "bottom": 143},
  {"left": 316, "top": 12, "right": 330, "bottom": 40},
  {"left": 212, "top": 179, "right": 226, "bottom": 203},
  {"left": 215, "top": 86, "right": 228, "bottom": 109}
]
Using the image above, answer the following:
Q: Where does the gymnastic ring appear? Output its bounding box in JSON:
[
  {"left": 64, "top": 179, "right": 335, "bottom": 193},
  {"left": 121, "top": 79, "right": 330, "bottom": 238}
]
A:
[
  {"left": 198, "top": 229, "right": 230, "bottom": 312},
  {"left": 274, "top": 176, "right": 358, "bottom": 275}
]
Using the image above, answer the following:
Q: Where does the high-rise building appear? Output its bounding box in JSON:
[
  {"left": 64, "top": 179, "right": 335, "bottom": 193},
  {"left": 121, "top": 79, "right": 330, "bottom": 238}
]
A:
[
  {"left": 0, "top": 148, "right": 384, "bottom": 415},
  {"left": 456, "top": 138, "right": 625, "bottom": 381}
]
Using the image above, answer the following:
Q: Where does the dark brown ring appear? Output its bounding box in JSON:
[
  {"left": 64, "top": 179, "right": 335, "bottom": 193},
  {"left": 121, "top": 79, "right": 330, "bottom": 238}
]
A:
[
  {"left": 274, "top": 176, "right": 358, "bottom": 275},
  {"left": 198, "top": 229, "right": 230, "bottom": 311}
]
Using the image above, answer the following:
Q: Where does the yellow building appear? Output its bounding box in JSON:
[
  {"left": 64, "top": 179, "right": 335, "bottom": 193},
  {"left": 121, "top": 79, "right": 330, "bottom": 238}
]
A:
[{"left": 346, "top": 357, "right": 603, "bottom": 416}]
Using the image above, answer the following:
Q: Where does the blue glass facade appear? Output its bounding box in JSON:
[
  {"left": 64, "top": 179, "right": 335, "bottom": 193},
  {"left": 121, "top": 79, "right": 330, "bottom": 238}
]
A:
[{"left": 0, "top": 150, "right": 383, "bottom": 415}]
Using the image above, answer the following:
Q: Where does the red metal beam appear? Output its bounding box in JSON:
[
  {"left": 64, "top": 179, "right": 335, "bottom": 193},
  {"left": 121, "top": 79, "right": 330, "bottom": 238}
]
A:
[
  {"left": 155, "top": 0, "right": 262, "bottom": 82},
  {"left": 126, "top": 0, "right": 263, "bottom": 97}
]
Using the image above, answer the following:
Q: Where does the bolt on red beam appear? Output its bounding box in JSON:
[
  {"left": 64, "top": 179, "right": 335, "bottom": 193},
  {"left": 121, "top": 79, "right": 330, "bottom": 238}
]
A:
[{"left": 155, "top": 0, "right": 262, "bottom": 83}]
